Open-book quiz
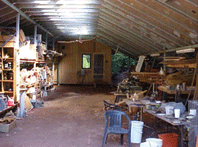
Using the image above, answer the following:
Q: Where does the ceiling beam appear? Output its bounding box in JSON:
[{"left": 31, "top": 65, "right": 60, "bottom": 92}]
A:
[
  {"left": 97, "top": 22, "right": 157, "bottom": 52},
  {"left": 101, "top": 4, "right": 189, "bottom": 46},
  {"left": 1, "top": 0, "right": 54, "bottom": 37},
  {"left": 128, "top": 0, "right": 198, "bottom": 33},
  {"left": 97, "top": 38, "right": 136, "bottom": 56},
  {"left": 154, "top": 0, "right": 198, "bottom": 22},
  {"left": 97, "top": 29, "right": 144, "bottom": 55},
  {"left": 98, "top": 15, "right": 164, "bottom": 50},
  {"left": 104, "top": 0, "right": 196, "bottom": 44},
  {"left": 97, "top": 34, "right": 138, "bottom": 55}
]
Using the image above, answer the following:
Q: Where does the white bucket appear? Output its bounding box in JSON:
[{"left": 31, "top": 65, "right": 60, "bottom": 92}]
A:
[
  {"left": 140, "top": 142, "right": 158, "bottom": 147},
  {"left": 146, "top": 138, "right": 163, "bottom": 147},
  {"left": 131, "top": 121, "right": 144, "bottom": 143}
]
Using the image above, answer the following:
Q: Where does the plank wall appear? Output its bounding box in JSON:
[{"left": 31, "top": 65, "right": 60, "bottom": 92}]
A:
[{"left": 58, "top": 40, "right": 112, "bottom": 85}]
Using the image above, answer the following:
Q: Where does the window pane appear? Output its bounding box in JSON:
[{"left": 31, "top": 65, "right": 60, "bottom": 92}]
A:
[{"left": 82, "top": 54, "right": 91, "bottom": 69}]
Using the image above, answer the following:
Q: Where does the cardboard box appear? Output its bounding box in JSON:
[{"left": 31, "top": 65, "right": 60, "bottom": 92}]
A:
[{"left": 0, "top": 119, "right": 16, "bottom": 132}]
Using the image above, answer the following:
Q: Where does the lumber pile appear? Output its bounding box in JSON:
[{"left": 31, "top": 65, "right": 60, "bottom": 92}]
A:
[
  {"left": 0, "top": 29, "right": 26, "bottom": 47},
  {"left": 131, "top": 72, "right": 164, "bottom": 84},
  {"left": 164, "top": 72, "right": 193, "bottom": 86}
]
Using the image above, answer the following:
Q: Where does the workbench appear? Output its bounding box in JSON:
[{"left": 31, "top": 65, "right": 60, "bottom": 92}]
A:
[
  {"left": 158, "top": 86, "right": 194, "bottom": 95},
  {"left": 146, "top": 110, "right": 190, "bottom": 147},
  {"left": 0, "top": 104, "right": 18, "bottom": 118}
]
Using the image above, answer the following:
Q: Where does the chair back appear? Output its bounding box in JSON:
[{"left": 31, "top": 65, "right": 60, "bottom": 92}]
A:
[
  {"left": 104, "top": 110, "right": 131, "bottom": 130},
  {"left": 103, "top": 100, "right": 119, "bottom": 111}
]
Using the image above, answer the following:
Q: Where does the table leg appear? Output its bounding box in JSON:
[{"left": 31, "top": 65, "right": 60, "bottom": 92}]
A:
[
  {"left": 178, "top": 125, "right": 184, "bottom": 147},
  {"left": 129, "top": 106, "right": 132, "bottom": 113},
  {"left": 140, "top": 107, "right": 143, "bottom": 121}
]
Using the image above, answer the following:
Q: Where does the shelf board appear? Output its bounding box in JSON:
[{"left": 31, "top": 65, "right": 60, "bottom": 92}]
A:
[
  {"left": 3, "top": 91, "right": 13, "bottom": 93},
  {"left": 2, "top": 80, "right": 13, "bottom": 82},
  {"left": 2, "top": 69, "right": 13, "bottom": 71},
  {"left": 20, "top": 59, "right": 36, "bottom": 63},
  {"left": 1, "top": 58, "right": 14, "bottom": 60}
]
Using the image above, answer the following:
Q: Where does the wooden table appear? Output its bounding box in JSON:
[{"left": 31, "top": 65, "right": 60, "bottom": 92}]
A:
[
  {"left": 0, "top": 104, "right": 18, "bottom": 118},
  {"left": 123, "top": 99, "right": 160, "bottom": 120},
  {"left": 123, "top": 99, "right": 145, "bottom": 120},
  {"left": 146, "top": 110, "right": 190, "bottom": 147}
]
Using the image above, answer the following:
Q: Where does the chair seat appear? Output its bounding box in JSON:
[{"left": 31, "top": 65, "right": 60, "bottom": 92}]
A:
[{"left": 107, "top": 127, "right": 129, "bottom": 134}]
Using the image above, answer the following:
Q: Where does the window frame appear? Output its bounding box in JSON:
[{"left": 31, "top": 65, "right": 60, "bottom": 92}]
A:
[{"left": 82, "top": 53, "right": 91, "bottom": 69}]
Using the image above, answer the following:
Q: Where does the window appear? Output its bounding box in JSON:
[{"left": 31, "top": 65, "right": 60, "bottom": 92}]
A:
[{"left": 82, "top": 54, "right": 91, "bottom": 69}]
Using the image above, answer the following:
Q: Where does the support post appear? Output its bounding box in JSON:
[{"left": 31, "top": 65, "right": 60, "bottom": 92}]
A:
[
  {"left": 45, "top": 33, "right": 48, "bottom": 50},
  {"left": 34, "top": 25, "right": 37, "bottom": 46},
  {"left": 15, "top": 13, "right": 20, "bottom": 102},
  {"left": 163, "top": 52, "right": 166, "bottom": 71},
  {"left": 52, "top": 38, "right": 55, "bottom": 82},
  {"left": 17, "top": 90, "right": 26, "bottom": 118},
  {"left": 15, "top": 14, "right": 20, "bottom": 49}
]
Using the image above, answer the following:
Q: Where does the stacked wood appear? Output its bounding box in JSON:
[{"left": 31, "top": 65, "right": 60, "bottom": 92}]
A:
[
  {"left": 160, "top": 59, "right": 196, "bottom": 69},
  {"left": 131, "top": 72, "right": 164, "bottom": 84},
  {"left": 164, "top": 72, "right": 193, "bottom": 86},
  {"left": 0, "top": 29, "right": 26, "bottom": 47}
]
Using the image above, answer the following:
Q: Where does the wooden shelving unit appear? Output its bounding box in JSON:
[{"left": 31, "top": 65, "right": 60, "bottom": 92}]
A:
[{"left": 0, "top": 47, "right": 15, "bottom": 98}]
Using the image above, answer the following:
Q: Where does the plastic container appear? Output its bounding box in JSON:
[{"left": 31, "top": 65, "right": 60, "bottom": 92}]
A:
[
  {"left": 146, "top": 138, "right": 162, "bottom": 147},
  {"left": 165, "top": 106, "right": 174, "bottom": 115},
  {"left": 7, "top": 99, "right": 14, "bottom": 106},
  {"left": 174, "top": 109, "right": 180, "bottom": 118},
  {"left": 140, "top": 142, "right": 159, "bottom": 147},
  {"left": 131, "top": 121, "right": 144, "bottom": 143},
  {"left": 146, "top": 103, "right": 151, "bottom": 110},
  {"left": 158, "top": 133, "right": 178, "bottom": 147}
]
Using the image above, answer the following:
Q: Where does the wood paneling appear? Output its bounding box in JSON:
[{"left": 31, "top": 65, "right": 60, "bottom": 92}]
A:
[{"left": 59, "top": 40, "right": 111, "bottom": 85}]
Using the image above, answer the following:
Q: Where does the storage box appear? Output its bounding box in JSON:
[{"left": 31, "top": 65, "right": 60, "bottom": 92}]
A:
[{"left": 0, "top": 119, "right": 16, "bottom": 132}]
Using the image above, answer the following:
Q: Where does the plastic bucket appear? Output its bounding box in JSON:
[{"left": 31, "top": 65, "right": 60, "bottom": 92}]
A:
[
  {"left": 131, "top": 121, "right": 144, "bottom": 143},
  {"left": 140, "top": 142, "right": 149, "bottom": 147},
  {"left": 146, "top": 138, "right": 163, "bottom": 147},
  {"left": 140, "top": 141, "right": 159, "bottom": 147},
  {"left": 158, "top": 133, "right": 178, "bottom": 147}
]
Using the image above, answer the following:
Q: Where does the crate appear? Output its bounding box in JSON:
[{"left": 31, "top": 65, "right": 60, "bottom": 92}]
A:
[{"left": 0, "top": 119, "right": 16, "bottom": 132}]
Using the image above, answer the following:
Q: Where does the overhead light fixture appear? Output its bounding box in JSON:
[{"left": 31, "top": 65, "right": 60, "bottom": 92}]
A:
[
  {"left": 176, "top": 48, "right": 195, "bottom": 54},
  {"left": 36, "top": 5, "right": 54, "bottom": 8},
  {"left": 150, "top": 53, "right": 160, "bottom": 57},
  {"left": 33, "top": 1, "right": 50, "bottom": 4}
]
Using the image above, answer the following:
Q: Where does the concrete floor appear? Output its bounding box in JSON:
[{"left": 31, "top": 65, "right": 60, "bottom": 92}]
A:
[{"left": 0, "top": 85, "right": 182, "bottom": 147}]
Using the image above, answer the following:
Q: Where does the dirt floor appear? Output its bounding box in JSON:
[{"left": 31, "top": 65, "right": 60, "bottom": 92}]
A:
[{"left": 0, "top": 85, "right": 184, "bottom": 147}]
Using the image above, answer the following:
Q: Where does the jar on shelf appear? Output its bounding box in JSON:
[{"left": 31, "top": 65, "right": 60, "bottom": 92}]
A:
[
  {"left": 8, "top": 72, "right": 13, "bottom": 80},
  {"left": 8, "top": 62, "right": 12, "bottom": 69},
  {"left": 4, "top": 62, "right": 8, "bottom": 69},
  {"left": 3, "top": 73, "right": 7, "bottom": 80}
]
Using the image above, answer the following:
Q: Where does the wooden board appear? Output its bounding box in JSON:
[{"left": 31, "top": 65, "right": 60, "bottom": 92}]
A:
[
  {"left": 158, "top": 86, "right": 194, "bottom": 94},
  {"left": 160, "top": 59, "right": 196, "bottom": 68},
  {"left": 131, "top": 72, "right": 159, "bottom": 75}
]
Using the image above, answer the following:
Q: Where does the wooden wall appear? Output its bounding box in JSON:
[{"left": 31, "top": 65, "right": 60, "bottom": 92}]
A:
[{"left": 58, "top": 40, "right": 112, "bottom": 85}]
